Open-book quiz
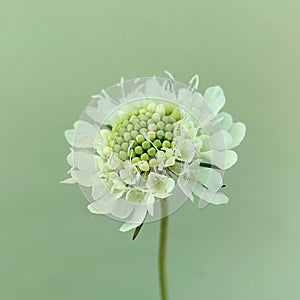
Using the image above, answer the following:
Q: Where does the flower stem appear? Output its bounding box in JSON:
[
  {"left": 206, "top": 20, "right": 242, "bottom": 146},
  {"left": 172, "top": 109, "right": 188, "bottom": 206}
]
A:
[{"left": 159, "top": 199, "right": 168, "bottom": 300}]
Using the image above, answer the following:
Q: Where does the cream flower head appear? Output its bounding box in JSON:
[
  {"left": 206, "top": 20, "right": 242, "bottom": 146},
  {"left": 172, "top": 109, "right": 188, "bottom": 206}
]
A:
[{"left": 62, "top": 73, "right": 246, "bottom": 232}]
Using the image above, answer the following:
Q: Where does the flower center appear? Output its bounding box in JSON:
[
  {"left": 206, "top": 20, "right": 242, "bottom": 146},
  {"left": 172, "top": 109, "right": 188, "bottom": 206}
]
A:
[{"left": 110, "top": 101, "right": 182, "bottom": 171}]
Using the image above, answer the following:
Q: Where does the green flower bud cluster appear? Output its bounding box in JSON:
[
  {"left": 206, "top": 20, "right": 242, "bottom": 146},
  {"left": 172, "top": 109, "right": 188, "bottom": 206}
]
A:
[{"left": 111, "top": 101, "right": 182, "bottom": 171}]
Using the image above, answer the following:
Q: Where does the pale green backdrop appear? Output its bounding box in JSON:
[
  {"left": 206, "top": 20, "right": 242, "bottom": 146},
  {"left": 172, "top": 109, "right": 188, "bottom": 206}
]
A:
[{"left": 1, "top": 1, "right": 299, "bottom": 299}]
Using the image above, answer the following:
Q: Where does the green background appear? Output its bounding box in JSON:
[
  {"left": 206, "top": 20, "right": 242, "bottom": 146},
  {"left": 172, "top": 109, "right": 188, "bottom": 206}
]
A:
[{"left": 1, "top": 1, "right": 299, "bottom": 299}]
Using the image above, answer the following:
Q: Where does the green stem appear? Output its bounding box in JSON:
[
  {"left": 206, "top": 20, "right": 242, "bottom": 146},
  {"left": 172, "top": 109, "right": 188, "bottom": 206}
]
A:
[{"left": 159, "top": 199, "right": 168, "bottom": 300}]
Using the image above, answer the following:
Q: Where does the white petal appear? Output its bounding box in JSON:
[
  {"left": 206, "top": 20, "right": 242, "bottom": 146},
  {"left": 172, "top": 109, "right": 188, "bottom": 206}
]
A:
[
  {"left": 146, "top": 173, "right": 175, "bottom": 198},
  {"left": 178, "top": 175, "right": 196, "bottom": 200},
  {"left": 126, "top": 90, "right": 145, "bottom": 101},
  {"left": 70, "top": 170, "right": 96, "bottom": 187},
  {"left": 68, "top": 151, "right": 97, "bottom": 171},
  {"left": 228, "top": 122, "right": 246, "bottom": 149},
  {"left": 198, "top": 167, "right": 223, "bottom": 192},
  {"left": 164, "top": 156, "right": 176, "bottom": 167},
  {"left": 86, "top": 100, "right": 116, "bottom": 124},
  {"left": 65, "top": 121, "right": 98, "bottom": 148},
  {"left": 86, "top": 106, "right": 105, "bottom": 124},
  {"left": 209, "top": 192, "right": 229, "bottom": 205},
  {"left": 126, "top": 189, "right": 147, "bottom": 203},
  {"left": 60, "top": 177, "right": 76, "bottom": 184},
  {"left": 175, "top": 139, "right": 195, "bottom": 163},
  {"left": 194, "top": 185, "right": 215, "bottom": 202},
  {"left": 144, "top": 78, "right": 164, "bottom": 98},
  {"left": 194, "top": 186, "right": 229, "bottom": 206},
  {"left": 210, "top": 130, "right": 233, "bottom": 150},
  {"left": 177, "top": 88, "right": 192, "bottom": 104},
  {"left": 199, "top": 135, "right": 210, "bottom": 151},
  {"left": 87, "top": 195, "right": 115, "bottom": 214},
  {"left": 190, "top": 93, "right": 206, "bottom": 111},
  {"left": 65, "top": 129, "right": 75, "bottom": 147},
  {"left": 217, "top": 112, "right": 233, "bottom": 130},
  {"left": 147, "top": 201, "right": 154, "bottom": 216},
  {"left": 111, "top": 200, "right": 135, "bottom": 219},
  {"left": 204, "top": 86, "right": 225, "bottom": 115},
  {"left": 119, "top": 204, "right": 148, "bottom": 232},
  {"left": 177, "top": 159, "right": 201, "bottom": 199},
  {"left": 92, "top": 178, "right": 108, "bottom": 200},
  {"left": 201, "top": 150, "right": 238, "bottom": 170}
]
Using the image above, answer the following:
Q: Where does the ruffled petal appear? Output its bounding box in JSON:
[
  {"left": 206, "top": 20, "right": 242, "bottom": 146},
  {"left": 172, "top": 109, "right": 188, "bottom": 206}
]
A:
[
  {"left": 200, "top": 150, "right": 238, "bottom": 170},
  {"left": 67, "top": 150, "right": 97, "bottom": 171},
  {"left": 119, "top": 204, "right": 148, "bottom": 232},
  {"left": 198, "top": 167, "right": 223, "bottom": 192},
  {"left": 174, "top": 138, "right": 195, "bottom": 163},
  {"left": 217, "top": 112, "right": 233, "bottom": 131},
  {"left": 65, "top": 121, "right": 98, "bottom": 148},
  {"left": 110, "top": 199, "right": 136, "bottom": 219},
  {"left": 144, "top": 78, "right": 165, "bottom": 98},
  {"left": 91, "top": 178, "right": 108, "bottom": 200},
  {"left": 146, "top": 172, "right": 175, "bottom": 198},
  {"left": 193, "top": 184, "right": 215, "bottom": 202},
  {"left": 194, "top": 185, "right": 229, "bottom": 205},
  {"left": 87, "top": 195, "right": 116, "bottom": 214},
  {"left": 210, "top": 130, "right": 233, "bottom": 150},
  {"left": 60, "top": 177, "right": 76, "bottom": 184},
  {"left": 70, "top": 170, "right": 96, "bottom": 187},
  {"left": 177, "top": 159, "right": 201, "bottom": 200},
  {"left": 209, "top": 192, "right": 229, "bottom": 205},
  {"left": 204, "top": 86, "right": 225, "bottom": 115},
  {"left": 228, "top": 122, "right": 246, "bottom": 149}
]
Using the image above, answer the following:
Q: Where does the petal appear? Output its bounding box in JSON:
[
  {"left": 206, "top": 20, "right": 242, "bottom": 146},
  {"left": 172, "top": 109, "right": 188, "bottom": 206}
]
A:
[
  {"left": 146, "top": 173, "right": 175, "bottom": 198},
  {"left": 68, "top": 150, "right": 97, "bottom": 171},
  {"left": 147, "top": 201, "right": 154, "bottom": 216},
  {"left": 200, "top": 150, "right": 238, "bottom": 170},
  {"left": 209, "top": 192, "right": 229, "bottom": 205},
  {"left": 70, "top": 170, "right": 96, "bottom": 187},
  {"left": 85, "top": 106, "right": 105, "bottom": 124},
  {"left": 164, "top": 156, "right": 176, "bottom": 167},
  {"left": 144, "top": 78, "right": 164, "bottom": 98},
  {"left": 193, "top": 185, "right": 215, "bottom": 202},
  {"left": 87, "top": 195, "right": 115, "bottom": 214},
  {"left": 198, "top": 167, "right": 223, "bottom": 192},
  {"left": 175, "top": 139, "right": 195, "bottom": 163},
  {"left": 204, "top": 86, "right": 225, "bottom": 115},
  {"left": 92, "top": 178, "right": 108, "bottom": 200},
  {"left": 194, "top": 186, "right": 229, "bottom": 206},
  {"left": 60, "top": 177, "right": 76, "bottom": 184},
  {"left": 177, "top": 88, "right": 192, "bottom": 105},
  {"left": 178, "top": 173, "right": 197, "bottom": 200},
  {"left": 210, "top": 130, "right": 233, "bottom": 150},
  {"left": 65, "top": 121, "right": 98, "bottom": 148},
  {"left": 217, "top": 112, "right": 233, "bottom": 131},
  {"left": 199, "top": 135, "right": 210, "bottom": 151},
  {"left": 126, "top": 189, "right": 151, "bottom": 203},
  {"left": 65, "top": 129, "right": 75, "bottom": 147},
  {"left": 119, "top": 204, "right": 148, "bottom": 232},
  {"left": 164, "top": 177, "right": 176, "bottom": 194},
  {"left": 126, "top": 90, "right": 145, "bottom": 101},
  {"left": 86, "top": 100, "right": 116, "bottom": 124},
  {"left": 111, "top": 200, "right": 136, "bottom": 219},
  {"left": 228, "top": 122, "right": 246, "bottom": 148},
  {"left": 177, "top": 159, "right": 201, "bottom": 198}
]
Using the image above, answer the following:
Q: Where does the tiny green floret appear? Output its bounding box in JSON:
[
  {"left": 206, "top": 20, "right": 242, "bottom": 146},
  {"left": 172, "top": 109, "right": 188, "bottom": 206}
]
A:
[{"left": 109, "top": 100, "right": 189, "bottom": 172}]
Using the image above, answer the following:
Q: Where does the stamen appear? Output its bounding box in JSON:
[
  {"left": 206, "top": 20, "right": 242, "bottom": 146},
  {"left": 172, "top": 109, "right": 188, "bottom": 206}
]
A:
[
  {"left": 188, "top": 74, "right": 199, "bottom": 92},
  {"left": 119, "top": 77, "right": 126, "bottom": 99},
  {"left": 141, "top": 131, "right": 159, "bottom": 151},
  {"left": 164, "top": 70, "right": 175, "bottom": 93}
]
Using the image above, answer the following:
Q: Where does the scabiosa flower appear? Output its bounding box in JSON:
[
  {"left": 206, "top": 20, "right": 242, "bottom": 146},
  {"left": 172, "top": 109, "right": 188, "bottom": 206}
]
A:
[{"left": 62, "top": 73, "right": 246, "bottom": 233}]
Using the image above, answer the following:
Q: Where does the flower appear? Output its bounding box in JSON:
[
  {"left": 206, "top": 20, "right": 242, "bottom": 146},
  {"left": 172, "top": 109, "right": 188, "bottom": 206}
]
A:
[{"left": 62, "top": 73, "right": 246, "bottom": 232}]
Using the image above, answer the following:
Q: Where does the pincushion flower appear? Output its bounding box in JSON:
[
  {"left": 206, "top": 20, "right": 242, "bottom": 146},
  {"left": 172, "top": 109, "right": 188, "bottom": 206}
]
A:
[{"left": 62, "top": 74, "right": 246, "bottom": 232}]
